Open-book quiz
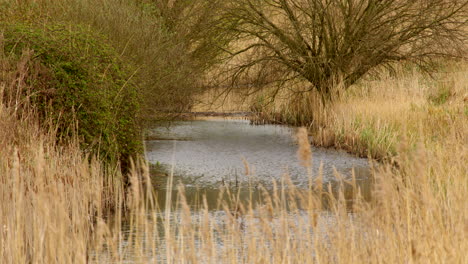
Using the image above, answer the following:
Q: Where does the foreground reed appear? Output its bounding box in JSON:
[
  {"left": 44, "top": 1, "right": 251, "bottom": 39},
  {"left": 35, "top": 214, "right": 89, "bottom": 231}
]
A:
[
  {"left": 91, "top": 123, "right": 466, "bottom": 263},
  {"left": 0, "top": 47, "right": 124, "bottom": 263}
]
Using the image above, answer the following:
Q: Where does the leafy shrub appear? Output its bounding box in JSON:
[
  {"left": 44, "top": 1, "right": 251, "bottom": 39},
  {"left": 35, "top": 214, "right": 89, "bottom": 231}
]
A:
[{"left": 1, "top": 22, "right": 141, "bottom": 169}]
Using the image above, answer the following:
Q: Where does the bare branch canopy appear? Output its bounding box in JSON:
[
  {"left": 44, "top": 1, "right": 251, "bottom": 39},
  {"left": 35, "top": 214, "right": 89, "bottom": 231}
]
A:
[{"left": 220, "top": 0, "right": 468, "bottom": 100}]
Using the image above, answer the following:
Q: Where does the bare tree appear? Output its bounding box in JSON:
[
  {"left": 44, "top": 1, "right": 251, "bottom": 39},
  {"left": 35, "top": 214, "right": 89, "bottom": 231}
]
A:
[
  {"left": 131, "top": 0, "right": 231, "bottom": 117},
  {"left": 221, "top": 0, "right": 467, "bottom": 101}
]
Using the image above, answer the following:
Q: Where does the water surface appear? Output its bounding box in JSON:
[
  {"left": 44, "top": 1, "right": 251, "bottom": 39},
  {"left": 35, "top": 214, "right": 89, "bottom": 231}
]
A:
[{"left": 145, "top": 118, "right": 371, "bottom": 210}]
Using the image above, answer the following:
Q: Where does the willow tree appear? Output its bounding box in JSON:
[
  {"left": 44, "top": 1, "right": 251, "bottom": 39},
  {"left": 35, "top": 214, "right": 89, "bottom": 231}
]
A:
[{"left": 222, "top": 0, "right": 467, "bottom": 101}]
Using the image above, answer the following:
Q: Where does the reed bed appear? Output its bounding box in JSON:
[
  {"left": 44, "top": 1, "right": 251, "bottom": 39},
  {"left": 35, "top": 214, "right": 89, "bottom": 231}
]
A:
[
  {"left": 251, "top": 63, "right": 467, "bottom": 159},
  {"left": 92, "top": 120, "right": 467, "bottom": 263},
  {"left": 0, "top": 47, "right": 123, "bottom": 263}
]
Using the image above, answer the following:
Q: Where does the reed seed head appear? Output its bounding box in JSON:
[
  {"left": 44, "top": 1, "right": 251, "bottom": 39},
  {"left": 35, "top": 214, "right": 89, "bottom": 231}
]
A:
[{"left": 296, "top": 127, "right": 311, "bottom": 167}]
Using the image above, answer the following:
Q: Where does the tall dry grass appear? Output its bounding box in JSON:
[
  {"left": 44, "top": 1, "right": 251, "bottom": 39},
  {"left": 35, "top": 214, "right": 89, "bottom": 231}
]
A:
[
  {"left": 0, "top": 46, "right": 125, "bottom": 263},
  {"left": 94, "top": 123, "right": 466, "bottom": 263},
  {"left": 3, "top": 112, "right": 466, "bottom": 263},
  {"left": 312, "top": 63, "right": 466, "bottom": 159},
  {"left": 250, "top": 63, "right": 467, "bottom": 159}
]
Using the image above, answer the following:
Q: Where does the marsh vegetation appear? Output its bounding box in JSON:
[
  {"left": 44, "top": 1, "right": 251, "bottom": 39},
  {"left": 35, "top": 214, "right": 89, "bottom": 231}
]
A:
[{"left": 1, "top": 0, "right": 467, "bottom": 263}]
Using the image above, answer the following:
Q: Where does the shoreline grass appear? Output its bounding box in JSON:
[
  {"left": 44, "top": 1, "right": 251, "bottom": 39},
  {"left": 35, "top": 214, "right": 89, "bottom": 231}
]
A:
[{"left": 246, "top": 62, "right": 467, "bottom": 161}]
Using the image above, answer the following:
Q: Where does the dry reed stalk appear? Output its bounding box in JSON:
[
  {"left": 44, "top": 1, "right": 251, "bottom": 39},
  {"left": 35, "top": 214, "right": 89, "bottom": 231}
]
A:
[{"left": 296, "top": 127, "right": 312, "bottom": 168}]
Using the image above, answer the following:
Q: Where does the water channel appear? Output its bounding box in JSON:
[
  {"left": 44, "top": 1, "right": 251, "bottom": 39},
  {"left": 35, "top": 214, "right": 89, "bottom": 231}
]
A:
[
  {"left": 98, "top": 118, "right": 373, "bottom": 262},
  {"left": 145, "top": 118, "right": 371, "bottom": 210}
]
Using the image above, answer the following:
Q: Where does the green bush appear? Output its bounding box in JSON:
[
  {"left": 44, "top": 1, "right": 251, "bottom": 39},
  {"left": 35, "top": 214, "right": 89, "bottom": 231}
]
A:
[{"left": 1, "top": 22, "right": 141, "bottom": 169}]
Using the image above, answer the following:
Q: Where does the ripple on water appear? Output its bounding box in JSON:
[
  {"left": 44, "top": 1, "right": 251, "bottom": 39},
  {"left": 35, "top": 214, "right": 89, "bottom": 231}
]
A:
[{"left": 145, "top": 119, "right": 369, "bottom": 188}]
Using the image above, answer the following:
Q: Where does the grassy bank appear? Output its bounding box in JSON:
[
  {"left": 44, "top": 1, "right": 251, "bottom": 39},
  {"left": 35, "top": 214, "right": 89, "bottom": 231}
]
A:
[
  {"left": 250, "top": 62, "right": 467, "bottom": 161},
  {"left": 317, "top": 63, "right": 466, "bottom": 161}
]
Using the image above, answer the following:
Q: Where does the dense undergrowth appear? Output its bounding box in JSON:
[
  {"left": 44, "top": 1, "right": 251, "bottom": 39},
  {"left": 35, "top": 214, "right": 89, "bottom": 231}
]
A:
[
  {"left": 0, "top": 46, "right": 125, "bottom": 262},
  {"left": 1, "top": 22, "right": 140, "bottom": 168}
]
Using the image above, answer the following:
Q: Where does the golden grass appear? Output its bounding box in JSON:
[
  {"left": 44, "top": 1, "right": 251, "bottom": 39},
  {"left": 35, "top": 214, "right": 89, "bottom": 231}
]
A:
[
  {"left": 247, "top": 63, "right": 467, "bottom": 159},
  {"left": 324, "top": 64, "right": 467, "bottom": 159},
  {"left": 0, "top": 113, "right": 118, "bottom": 263},
  {"left": 99, "top": 61, "right": 466, "bottom": 262},
  {"left": 0, "top": 47, "right": 124, "bottom": 263},
  {"left": 97, "top": 127, "right": 467, "bottom": 263}
]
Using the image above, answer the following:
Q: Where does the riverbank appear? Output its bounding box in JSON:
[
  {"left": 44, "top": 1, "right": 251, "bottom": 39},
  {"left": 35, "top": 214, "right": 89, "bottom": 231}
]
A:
[
  {"left": 239, "top": 63, "right": 467, "bottom": 161},
  {"left": 314, "top": 64, "right": 466, "bottom": 161}
]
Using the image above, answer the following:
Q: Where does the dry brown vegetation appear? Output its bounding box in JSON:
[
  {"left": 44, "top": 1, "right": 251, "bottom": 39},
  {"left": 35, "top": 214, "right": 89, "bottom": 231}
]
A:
[
  {"left": 251, "top": 62, "right": 467, "bottom": 160},
  {"left": 0, "top": 48, "right": 124, "bottom": 262}
]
